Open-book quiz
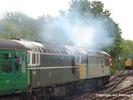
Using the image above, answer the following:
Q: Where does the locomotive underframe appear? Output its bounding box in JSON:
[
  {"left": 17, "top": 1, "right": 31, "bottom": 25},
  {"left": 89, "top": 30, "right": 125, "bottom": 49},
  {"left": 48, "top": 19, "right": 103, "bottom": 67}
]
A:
[{"left": 25, "top": 75, "right": 110, "bottom": 100}]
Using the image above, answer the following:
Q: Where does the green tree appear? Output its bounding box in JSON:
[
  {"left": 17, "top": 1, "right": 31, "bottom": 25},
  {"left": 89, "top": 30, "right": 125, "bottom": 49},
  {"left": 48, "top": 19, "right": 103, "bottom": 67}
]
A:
[
  {"left": 0, "top": 12, "right": 40, "bottom": 40},
  {"left": 69, "top": 0, "right": 92, "bottom": 17},
  {"left": 91, "top": 1, "right": 111, "bottom": 16},
  {"left": 121, "top": 39, "right": 133, "bottom": 57},
  {"left": 69, "top": 0, "right": 110, "bottom": 17}
]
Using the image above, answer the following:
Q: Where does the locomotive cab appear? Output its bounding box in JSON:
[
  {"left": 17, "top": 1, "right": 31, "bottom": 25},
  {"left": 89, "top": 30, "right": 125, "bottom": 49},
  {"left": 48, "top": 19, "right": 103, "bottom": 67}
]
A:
[{"left": 0, "top": 40, "right": 28, "bottom": 95}]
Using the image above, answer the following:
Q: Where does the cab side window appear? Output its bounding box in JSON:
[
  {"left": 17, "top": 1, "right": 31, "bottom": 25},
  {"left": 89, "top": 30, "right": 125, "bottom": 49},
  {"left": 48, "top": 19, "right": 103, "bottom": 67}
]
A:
[
  {"left": 0, "top": 53, "right": 13, "bottom": 73},
  {"left": 15, "top": 56, "right": 21, "bottom": 71},
  {"left": 14, "top": 53, "right": 26, "bottom": 73}
]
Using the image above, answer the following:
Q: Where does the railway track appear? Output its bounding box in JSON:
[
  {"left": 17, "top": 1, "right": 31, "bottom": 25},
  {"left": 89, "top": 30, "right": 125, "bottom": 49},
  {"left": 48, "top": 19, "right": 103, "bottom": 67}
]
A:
[
  {"left": 107, "top": 80, "right": 133, "bottom": 100},
  {"left": 73, "top": 70, "right": 133, "bottom": 100}
]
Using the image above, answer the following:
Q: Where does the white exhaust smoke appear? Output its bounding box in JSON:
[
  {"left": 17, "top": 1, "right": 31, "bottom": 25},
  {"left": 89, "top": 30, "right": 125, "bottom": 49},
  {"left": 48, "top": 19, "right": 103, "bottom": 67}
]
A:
[{"left": 40, "top": 14, "right": 113, "bottom": 49}]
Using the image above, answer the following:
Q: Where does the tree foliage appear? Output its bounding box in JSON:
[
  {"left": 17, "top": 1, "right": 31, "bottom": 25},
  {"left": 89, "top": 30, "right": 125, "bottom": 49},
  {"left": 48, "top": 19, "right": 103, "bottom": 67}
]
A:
[
  {"left": 0, "top": 12, "right": 42, "bottom": 40},
  {"left": 69, "top": 0, "right": 111, "bottom": 17},
  {"left": 121, "top": 39, "right": 133, "bottom": 57}
]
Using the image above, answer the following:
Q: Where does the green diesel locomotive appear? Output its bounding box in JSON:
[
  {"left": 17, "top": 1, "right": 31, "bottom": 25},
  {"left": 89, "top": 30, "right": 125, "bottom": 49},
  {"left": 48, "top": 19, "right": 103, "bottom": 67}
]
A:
[{"left": 0, "top": 39, "right": 111, "bottom": 99}]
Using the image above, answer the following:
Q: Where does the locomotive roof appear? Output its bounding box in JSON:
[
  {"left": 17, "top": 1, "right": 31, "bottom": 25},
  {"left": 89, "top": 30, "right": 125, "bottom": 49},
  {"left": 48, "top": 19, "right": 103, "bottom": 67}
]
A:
[
  {"left": 13, "top": 39, "right": 109, "bottom": 56},
  {"left": 0, "top": 39, "right": 29, "bottom": 51}
]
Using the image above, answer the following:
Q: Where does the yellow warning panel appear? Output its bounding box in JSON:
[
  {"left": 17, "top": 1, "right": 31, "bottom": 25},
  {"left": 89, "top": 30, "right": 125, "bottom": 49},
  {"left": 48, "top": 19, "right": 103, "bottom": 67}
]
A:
[{"left": 79, "top": 64, "right": 84, "bottom": 79}]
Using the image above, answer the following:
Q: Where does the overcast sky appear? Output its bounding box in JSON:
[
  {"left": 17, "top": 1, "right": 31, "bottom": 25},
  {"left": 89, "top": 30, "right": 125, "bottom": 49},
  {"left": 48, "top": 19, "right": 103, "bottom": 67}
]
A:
[{"left": 1, "top": 0, "right": 133, "bottom": 40}]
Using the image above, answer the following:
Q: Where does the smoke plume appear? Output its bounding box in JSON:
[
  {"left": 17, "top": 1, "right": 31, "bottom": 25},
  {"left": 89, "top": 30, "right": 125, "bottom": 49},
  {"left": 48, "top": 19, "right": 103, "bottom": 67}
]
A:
[{"left": 40, "top": 13, "right": 113, "bottom": 49}]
